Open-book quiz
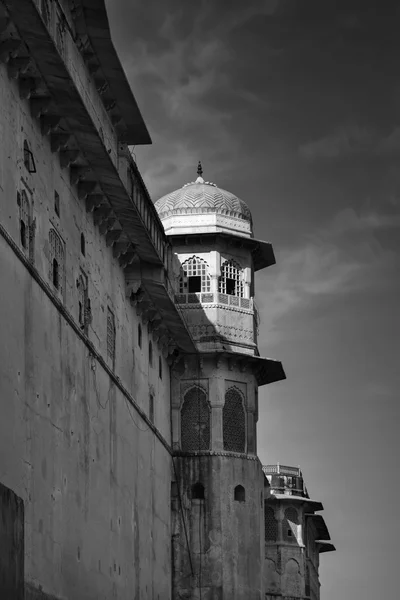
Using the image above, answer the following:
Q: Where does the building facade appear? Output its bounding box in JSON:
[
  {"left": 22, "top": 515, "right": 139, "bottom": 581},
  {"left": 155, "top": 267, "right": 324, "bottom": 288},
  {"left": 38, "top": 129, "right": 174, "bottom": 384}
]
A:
[{"left": 0, "top": 1, "right": 334, "bottom": 599}]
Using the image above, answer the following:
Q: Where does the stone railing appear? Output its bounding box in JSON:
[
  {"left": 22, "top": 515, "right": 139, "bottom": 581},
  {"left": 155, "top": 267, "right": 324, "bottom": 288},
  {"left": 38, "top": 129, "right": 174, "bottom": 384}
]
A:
[
  {"left": 263, "top": 464, "right": 302, "bottom": 476},
  {"left": 175, "top": 292, "right": 253, "bottom": 311}
]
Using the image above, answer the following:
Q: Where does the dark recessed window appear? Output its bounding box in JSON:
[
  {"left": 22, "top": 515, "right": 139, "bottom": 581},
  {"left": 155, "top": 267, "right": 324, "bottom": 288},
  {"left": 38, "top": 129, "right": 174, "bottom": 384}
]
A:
[
  {"left": 188, "top": 276, "right": 201, "bottom": 293},
  {"left": 226, "top": 278, "right": 235, "bottom": 295},
  {"left": 23, "top": 140, "right": 36, "bottom": 173},
  {"left": 54, "top": 191, "right": 60, "bottom": 216},
  {"left": 138, "top": 323, "right": 142, "bottom": 348},
  {"left": 80, "top": 233, "right": 85, "bottom": 256},
  {"left": 158, "top": 356, "right": 162, "bottom": 379},
  {"left": 52, "top": 258, "right": 59, "bottom": 289},
  {"left": 191, "top": 482, "right": 205, "bottom": 500},
  {"left": 20, "top": 220, "right": 27, "bottom": 248},
  {"left": 287, "top": 529, "right": 293, "bottom": 537},
  {"left": 234, "top": 485, "right": 245, "bottom": 503},
  {"left": 149, "top": 393, "right": 154, "bottom": 423}
]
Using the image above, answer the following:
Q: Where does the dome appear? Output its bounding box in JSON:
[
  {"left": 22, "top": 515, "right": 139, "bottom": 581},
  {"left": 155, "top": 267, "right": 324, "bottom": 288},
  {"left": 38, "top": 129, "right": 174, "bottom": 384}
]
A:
[{"left": 154, "top": 164, "right": 253, "bottom": 238}]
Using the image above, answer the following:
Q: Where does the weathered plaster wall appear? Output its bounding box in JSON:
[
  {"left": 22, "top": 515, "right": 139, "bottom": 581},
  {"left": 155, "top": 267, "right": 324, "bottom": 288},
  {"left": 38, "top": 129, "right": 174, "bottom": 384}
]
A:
[
  {"left": 0, "top": 60, "right": 170, "bottom": 434},
  {"left": 172, "top": 455, "right": 264, "bottom": 600},
  {"left": 0, "top": 61, "right": 172, "bottom": 599}
]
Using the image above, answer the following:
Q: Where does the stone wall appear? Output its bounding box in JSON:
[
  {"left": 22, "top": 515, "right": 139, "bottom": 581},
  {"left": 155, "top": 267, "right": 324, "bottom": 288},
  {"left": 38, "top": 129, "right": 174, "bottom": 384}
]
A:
[{"left": 0, "top": 57, "right": 173, "bottom": 599}]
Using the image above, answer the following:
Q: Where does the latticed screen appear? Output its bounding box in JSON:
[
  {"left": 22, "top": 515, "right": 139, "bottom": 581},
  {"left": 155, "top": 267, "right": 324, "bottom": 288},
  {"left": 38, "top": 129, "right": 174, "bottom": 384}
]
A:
[
  {"left": 283, "top": 506, "right": 300, "bottom": 542},
  {"left": 49, "top": 228, "right": 64, "bottom": 294},
  {"left": 179, "top": 256, "right": 211, "bottom": 293},
  {"left": 223, "top": 387, "right": 245, "bottom": 453},
  {"left": 265, "top": 506, "right": 278, "bottom": 541},
  {"left": 181, "top": 387, "right": 210, "bottom": 451},
  {"left": 107, "top": 308, "right": 116, "bottom": 366},
  {"left": 219, "top": 260, "right": 244, "bottom": 297}
]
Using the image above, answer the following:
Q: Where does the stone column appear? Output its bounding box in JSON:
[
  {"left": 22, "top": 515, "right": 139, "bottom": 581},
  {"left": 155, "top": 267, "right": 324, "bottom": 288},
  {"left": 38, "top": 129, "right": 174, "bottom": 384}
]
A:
[
  {"left": 247, "top": 410, "right": 256, "bottom": 454},
  {"left": 210, "top": 368, "right": 224, "bottom": 451}
]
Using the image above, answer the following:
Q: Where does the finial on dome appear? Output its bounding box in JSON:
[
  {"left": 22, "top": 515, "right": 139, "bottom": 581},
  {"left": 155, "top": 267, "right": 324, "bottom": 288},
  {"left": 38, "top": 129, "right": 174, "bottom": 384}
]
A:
[{"left": 195, "top": 160, "right": 205, "bottom": 183}]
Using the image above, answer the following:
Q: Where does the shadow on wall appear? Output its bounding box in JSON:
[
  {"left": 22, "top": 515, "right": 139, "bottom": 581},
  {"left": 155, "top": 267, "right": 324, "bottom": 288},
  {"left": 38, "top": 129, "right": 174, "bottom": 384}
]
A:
[{"left": 0, "top": 481, "right": 24, "bottom": 600}]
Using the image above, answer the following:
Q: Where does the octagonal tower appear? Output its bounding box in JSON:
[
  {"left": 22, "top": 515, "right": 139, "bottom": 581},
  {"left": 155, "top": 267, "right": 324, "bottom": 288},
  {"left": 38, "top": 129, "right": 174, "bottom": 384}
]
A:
[{"left": 155, "top": 164, "right": 286, "bottom": 600}]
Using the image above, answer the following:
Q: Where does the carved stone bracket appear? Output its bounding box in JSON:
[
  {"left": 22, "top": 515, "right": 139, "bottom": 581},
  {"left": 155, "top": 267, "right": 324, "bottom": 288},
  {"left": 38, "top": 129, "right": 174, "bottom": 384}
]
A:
[
  {"left": 77, "top": 179, "right": 97, "bottom": 200},
  {"left": 60, "top": 149, "right": 80, "bottom": 169},
  {"left": 50, "top": 132, "right": 71, "bottom": 153},
  {"left": 30, "top": 96, "right": 51, "bottom": 119},
  {"left": 85, "top": 194, "right": 105, "bottom": 212},
  {"left": 70, "top": 166, "right": 91, "bottom": 186},
  {"left": 0, "top": 39, "right": 22, "bottom": 62},
  {"left": 93, "top": 205, "right": 112, "bottom": 226},
  {"left": 41, "top": 114, "right": 62, "bottom": 136},
  {"left": 112, "top": 241, "right": 130, "bottom": 259},
  {"left": 105, "top": 228, "right": 122, "bottom": 247},
  {"left": 19, "top": 77, "right": 36, "bottom": 100},
  {"left": 7, "top": 56, "right": 31, "bottom": 79},
  {"left": 98, "top": 216, "right": 116, "bottom": 236}
]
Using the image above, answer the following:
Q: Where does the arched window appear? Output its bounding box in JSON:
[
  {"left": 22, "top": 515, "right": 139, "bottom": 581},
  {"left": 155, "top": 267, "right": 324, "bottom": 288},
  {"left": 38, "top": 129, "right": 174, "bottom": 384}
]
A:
[
  {"left": 234, "top": 485, "right": 245, "bottom": 502},
  {"left": 18, "top": 190, "right": 29, "bottom": 251},
  {"left": 219, "top": 259, "right": 244, "bottom": 297},
  {"left": 23, "top": 140, "right": 36, "bottom": 173},
  {"left": 179, "top": 256, "right": 211, "bottom": 293},
  {"left": 80, "top": 233, "right": 85, "bottom": 256},
  {"left": 191, "top": 482, "right": 205, "bottom": 500},
  {"left": 283, "top": 507, "right": 300, "bottom": 542},
  {"left": 149, "top": 341, "right": 153, "bottom": 366},
  {"left": 107, "top": 308, "right": 116, "bottom": 367},
  {"left": 265, "top": 506, "right": 278, "bottom": 542},
  {"left": 223, "top": 387, "right": 246, "bottom": 453},
  {"left": 181, "top": 387, "right": 210, "bottom": 452},
  {"left": 49, "top": 229, "right": 64, "bottom": 295},
  {"left": 138, "top": 323, "right": 142, "bottom": 348},
  {"left": 77, "top": 273, "right": 90, "bottom": 334}
]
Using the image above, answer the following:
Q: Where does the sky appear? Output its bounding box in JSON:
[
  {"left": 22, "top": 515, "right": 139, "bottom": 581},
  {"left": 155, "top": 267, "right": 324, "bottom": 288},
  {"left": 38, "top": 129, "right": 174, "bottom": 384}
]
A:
[{"left": 105, "top": 1, "right": 400, "bottom": 598}]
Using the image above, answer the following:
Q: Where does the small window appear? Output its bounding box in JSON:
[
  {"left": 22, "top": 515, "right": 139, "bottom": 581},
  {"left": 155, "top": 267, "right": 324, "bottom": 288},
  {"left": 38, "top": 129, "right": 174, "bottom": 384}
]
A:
[
  {"left": 287, "top": 529, "right": 293, "bottom": 537},
  {"left": 149, "top": 393, "right": 154, "bottom": 423},
  {"left": 54, "top": 191, "right": 60, "bottom": 216},
  {"left": 107, "top": 308, "right": 116, "bottom": 367},
  {"left": 23, "top": 140, "right": 36, "bottom": 173},
  {"left": 234, "top": 485, "right": 245, "bottom": 502},
  {"left": 52, "top": 258, "right": 59, "bottom": 289},
  {"left": 18, "top": 190, "right": 30, "bottom": 253},
  {"left": 149, "top": 341, "right": 153, "bottom": 367},
  {"left": 138, "top": 323, "right": 142, "bottom": 348},
  {"left": 20, "top": 220, "right": 27, "bottom": 248},
  {"left": 191, "top": 482, "right": 205, "bottom": 500},
  {"left": 80, "top": 233, "right": 85, "bottom": 256},
  {"left": 49, "top": 229, "right": 64, "bottom": 295},
  {"left": 188, "top": 276, "right": 201, "bottom": 293},
  {"left": 158, "top": 356, "right": 162, "bottom": 379}
]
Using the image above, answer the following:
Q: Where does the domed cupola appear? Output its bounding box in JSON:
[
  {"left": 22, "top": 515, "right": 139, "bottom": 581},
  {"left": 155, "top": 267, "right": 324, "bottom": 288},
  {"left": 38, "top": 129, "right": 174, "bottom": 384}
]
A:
[{"left": 154, "top": 162, "right": 253, "bottom": 237}]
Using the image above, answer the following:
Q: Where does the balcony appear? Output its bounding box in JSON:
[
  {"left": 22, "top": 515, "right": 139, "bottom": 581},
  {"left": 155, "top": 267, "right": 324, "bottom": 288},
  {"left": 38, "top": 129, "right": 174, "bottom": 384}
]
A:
[{"left": 174, "top": 292, "right": 253, "bottom": 311}]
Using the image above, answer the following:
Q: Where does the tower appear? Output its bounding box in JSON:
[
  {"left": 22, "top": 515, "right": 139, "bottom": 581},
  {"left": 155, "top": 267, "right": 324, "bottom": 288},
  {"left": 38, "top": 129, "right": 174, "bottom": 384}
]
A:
[
  {"left": 263, "top": 464, "right": 335, "bottom": 600},
  {"left": 154, "top": 165, "right": 286, "bottom": 599}
]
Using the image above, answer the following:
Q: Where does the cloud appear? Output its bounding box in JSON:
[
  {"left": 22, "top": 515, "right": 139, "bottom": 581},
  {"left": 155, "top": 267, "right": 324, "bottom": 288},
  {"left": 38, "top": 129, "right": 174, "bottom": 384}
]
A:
[
  {"left": 257, "top": 205, "right": 400, "bottom": 346},
  {"left": 299, "top": 125, "right": 400, "bottom": 162},
  {"left": 299, "top": 126, "right": 376, "bottom": 160}
]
